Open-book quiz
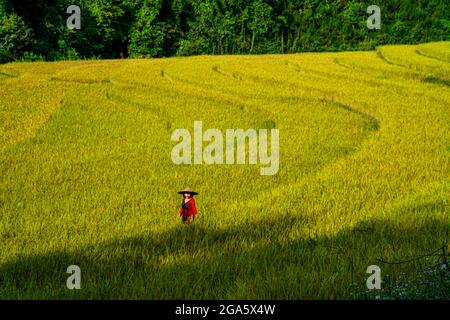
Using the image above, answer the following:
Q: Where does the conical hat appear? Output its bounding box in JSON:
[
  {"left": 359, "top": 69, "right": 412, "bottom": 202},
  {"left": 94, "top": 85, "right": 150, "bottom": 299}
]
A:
[{"left": 178, "top": 187, "right": 198, "bottom": 195}]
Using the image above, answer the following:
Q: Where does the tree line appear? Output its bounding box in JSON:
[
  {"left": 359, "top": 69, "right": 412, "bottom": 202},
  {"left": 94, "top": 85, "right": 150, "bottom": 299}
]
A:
[{"left": 1, "top": 0, "right": 449, "bottom": 63}]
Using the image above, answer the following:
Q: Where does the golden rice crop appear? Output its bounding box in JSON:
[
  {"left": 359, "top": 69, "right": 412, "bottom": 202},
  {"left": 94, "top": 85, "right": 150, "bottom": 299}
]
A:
[{"left": 0, "top": 42, "right": 448, "bottom": 299}]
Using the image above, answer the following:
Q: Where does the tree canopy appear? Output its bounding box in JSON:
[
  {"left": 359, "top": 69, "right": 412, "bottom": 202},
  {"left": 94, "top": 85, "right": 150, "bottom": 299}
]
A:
[{"left": 1, "top": 0, "right": 449, "bottom": 63}]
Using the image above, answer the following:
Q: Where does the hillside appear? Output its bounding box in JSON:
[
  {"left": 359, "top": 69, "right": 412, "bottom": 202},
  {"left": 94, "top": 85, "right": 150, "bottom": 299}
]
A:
[{"left": 0, "top": 42, "right": 449, "bottom": 299}]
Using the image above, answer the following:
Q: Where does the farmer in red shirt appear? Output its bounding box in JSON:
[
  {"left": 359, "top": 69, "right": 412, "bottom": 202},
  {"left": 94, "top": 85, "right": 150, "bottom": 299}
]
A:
[{"left": 178, "top": 187, "right": 198, "bottom": 224}]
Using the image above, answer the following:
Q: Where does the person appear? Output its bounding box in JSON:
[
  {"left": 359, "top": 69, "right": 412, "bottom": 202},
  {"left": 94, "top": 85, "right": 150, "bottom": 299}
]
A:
[{"left": 178, "top": 187, "right": 198, "bottom": 224}]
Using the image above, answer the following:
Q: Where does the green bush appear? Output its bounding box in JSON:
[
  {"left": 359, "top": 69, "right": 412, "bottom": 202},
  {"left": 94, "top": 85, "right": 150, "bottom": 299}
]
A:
[
  {"left": 20, "top": 51, "right": 45, "bottom": 62},
  {"left": 0, "top": 13, "right": 33, "bottom": 63}
]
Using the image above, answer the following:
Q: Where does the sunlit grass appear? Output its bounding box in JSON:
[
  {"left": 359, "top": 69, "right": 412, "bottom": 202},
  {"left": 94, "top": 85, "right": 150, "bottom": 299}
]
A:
[{"left": 0, "top": 42, "right": 448, "bottom": 299}]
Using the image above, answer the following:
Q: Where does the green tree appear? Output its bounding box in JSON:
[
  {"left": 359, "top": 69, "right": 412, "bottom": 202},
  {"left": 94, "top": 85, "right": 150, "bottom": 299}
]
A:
[
  {"left": 1, "top": 0, "right": 450, "bottom": 61},
  {"left": 249, "top": 0, "right": 271, "bottom": 53},
  {"left": 0, "top": 0, "right": 6, "bottom": 18},
  {"left": 0, "top": 13, "right": 33, "bottom": 63},
  {"left": 129, "top": 0, "right": 165, "bottom": 57}
]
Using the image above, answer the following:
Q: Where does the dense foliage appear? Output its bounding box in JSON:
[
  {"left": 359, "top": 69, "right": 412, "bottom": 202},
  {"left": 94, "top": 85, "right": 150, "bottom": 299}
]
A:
[
  {"left": 0, "top": 0, "right": 450, "bottom": 62},
  {"left": 0, "top": 1, "right": 449, "bottom": 61}
]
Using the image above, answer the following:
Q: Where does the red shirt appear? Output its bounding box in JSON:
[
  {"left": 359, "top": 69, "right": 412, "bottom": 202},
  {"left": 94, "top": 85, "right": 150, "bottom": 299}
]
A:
[{"left": 179, "top": 197, "right": 197, "bottom": 217}]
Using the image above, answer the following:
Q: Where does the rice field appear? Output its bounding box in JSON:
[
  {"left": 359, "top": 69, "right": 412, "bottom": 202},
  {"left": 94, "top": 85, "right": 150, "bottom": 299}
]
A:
[{"left": 0, "top": 42, "right": 449, "bottom": 299}]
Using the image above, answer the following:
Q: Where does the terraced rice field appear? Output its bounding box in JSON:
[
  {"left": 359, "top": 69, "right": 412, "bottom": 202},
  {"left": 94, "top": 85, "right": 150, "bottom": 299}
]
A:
[{"left": 0, "top": 42, "right": 449, "bottom": 299}]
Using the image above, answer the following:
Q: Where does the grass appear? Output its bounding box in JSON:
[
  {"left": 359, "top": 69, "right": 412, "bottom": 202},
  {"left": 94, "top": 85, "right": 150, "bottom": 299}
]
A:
[{"left": 0, "top": 41, "right": 449, "bottom": 299}]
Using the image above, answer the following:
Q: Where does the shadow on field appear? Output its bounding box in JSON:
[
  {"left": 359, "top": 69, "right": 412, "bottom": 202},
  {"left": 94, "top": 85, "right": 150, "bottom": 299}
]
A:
[{"left": 0, "top": 211, "right": 447, "bottom": 299}]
